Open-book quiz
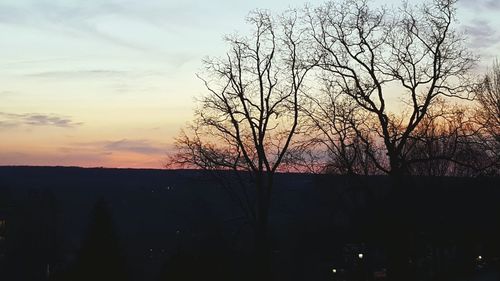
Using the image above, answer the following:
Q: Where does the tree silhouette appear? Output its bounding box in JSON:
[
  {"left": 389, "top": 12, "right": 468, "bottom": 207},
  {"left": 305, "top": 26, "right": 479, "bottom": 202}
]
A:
[
  {"left": 70, "top": 201, "right": 129, "bottom": 281},
  {"left": 471, "top": 60, "right": 500, "bottom": 175},
  {"left": 477, "top": 60, "right": 500, "bottom": 137},
  {"left": 305, "top": 0, "right": 476, "bottom": 279},
  {"left": 169, "top": 9, "right": 316, "bottom": 280},
  {"left": 305, "top": 0, "right": 476, "bottom": 177}
]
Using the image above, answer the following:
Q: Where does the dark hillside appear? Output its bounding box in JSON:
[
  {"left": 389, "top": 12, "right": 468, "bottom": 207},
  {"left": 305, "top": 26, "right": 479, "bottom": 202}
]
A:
[{"left": 0, "top": 166, "right": 498, "bottom": 281}]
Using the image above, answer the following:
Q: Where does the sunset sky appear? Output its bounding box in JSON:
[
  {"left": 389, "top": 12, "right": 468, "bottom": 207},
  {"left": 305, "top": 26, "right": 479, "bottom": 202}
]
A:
[{"left": 1, "top": 0, "right": 499, "bottom": 168}]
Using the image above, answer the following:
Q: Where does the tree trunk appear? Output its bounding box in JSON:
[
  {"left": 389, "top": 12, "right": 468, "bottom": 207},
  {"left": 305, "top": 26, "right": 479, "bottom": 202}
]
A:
[
  {"left": 385, "top": 172, "right": 414, "bottom": 281},
  {"left": 254, "top": 174, "right": 272, "bottom": 281}
]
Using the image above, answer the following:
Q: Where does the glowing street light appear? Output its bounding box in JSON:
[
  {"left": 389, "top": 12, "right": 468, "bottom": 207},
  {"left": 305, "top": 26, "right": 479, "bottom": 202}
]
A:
[
  {"left": 358, "top": 253, "right": 364, "bottom": 259},
  {"left": 332, "top": 268, "right": 337, "bottom": 274}
]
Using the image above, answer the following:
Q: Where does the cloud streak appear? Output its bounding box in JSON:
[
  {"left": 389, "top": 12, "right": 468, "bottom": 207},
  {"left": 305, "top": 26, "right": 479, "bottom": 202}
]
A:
[
  {"left": 463, "top": 19, "right": 500, "bottom": 50},
  {"left": 103, "top": 139, "right": 165, "bottom": 155},
  {"left": 25, "top": 69, "right": 131, "bottom": 79},
  {"left": 0, "top": 112, "right": 82, "bottom": 128},
  {"left": 460, "top": 0, "right": 500, "bottom": 10},
  {"left": 0, "top": 1, "right": 201, "bottom": 53},
  {"left": 74, "top": 139, "right": 166, "bottom": 155}
]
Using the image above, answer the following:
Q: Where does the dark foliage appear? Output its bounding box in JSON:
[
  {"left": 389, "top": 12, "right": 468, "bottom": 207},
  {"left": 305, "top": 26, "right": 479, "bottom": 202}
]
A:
[{"left": 68, "top": 201, "right": 129, "bottom": 281}]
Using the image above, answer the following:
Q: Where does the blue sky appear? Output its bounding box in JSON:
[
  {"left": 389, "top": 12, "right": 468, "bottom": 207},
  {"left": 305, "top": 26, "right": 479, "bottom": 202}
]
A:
[{"left": 0, "top": 0, "right": 499, "bottom": 168}]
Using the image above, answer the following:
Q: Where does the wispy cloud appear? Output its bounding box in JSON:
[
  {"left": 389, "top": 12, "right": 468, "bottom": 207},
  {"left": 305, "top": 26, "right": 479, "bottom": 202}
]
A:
[
  {"left": 0, "top": 1, "right": 200, "bottom": 52},
  {"left": 25, "top": 114, "right": 79, "bottom": 127},
  {"left": 104, "top": 139, "right": 165, "bottom": 155},
  {"left": 0, "top": 90, "right": 18, "bottom": 97},
  {"left": 460, "top": 0, "right": 500, "bottom": 10},
  {"left": 74, "top": 139, "right": 166, "bottom": 155},
  {"left": 0, "top": 151, "right": 109, "bottom": 167},
  {"left": 0, "top": 112, "right": 82, "bottom": 128},
  {"left": 25, "top": 69, "right": 130, "bottom": 79},
  {"left": 50, "top": 139, "right": 169, "bottom": 167},
  {"left": 0, "top": 1, "right": 205, "bottom": 75},
  {"left": 463, "top": 19, "right": 500, "bottom": 50}
]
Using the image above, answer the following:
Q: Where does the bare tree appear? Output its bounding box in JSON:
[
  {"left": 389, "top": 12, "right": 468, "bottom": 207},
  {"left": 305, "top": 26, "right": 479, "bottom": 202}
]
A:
[
  {"left": 476, "top": 60, "right": 500, "bottom": 135},
  {"left": 305, "top": 0, "right": 476, "bottom": 279},
  {"left": 306, "top": 0, "right": 476, "bottom": 177},
  {"left": 403, "top": 101, "right": 484, "bottom": 176},
  {"left": 471, "top": 60, "right": 500, "bottom": 174},
  {"left": 169, "top": 10, "right": 315, "bottom": 279},
  {"left": 300, "top": 82, "right": 382, "bottom": 175}
]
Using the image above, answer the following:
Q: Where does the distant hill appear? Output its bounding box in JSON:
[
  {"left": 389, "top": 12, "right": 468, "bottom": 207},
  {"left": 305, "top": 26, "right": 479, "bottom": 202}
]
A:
[{"left": 0, "top": 166, "right": 498, "bottom": 281}]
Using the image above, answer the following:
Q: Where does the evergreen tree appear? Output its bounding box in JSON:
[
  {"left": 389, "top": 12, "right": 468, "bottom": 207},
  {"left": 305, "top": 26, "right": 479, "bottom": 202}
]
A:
[{"left": 71, "top": 200, "right": 129, "bottom": 281}]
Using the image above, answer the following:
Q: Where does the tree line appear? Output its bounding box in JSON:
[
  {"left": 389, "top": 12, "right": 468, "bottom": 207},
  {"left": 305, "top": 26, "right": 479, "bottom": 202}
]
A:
[{"left": 170, "top": 0, "right": 498, "bottom": 178}]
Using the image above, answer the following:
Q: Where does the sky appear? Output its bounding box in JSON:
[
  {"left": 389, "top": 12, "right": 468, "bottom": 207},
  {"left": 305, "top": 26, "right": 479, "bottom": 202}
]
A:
[{"left": 1, "top": 0, "right": 499, "bottom": 168}]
